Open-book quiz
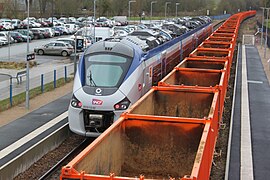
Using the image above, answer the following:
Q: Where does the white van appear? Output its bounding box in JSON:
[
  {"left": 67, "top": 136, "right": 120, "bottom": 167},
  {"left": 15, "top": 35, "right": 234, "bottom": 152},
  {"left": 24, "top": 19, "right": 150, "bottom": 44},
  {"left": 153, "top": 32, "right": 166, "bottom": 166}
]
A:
[
  {"left": 65, "top": 24, "right": 79, "bottom": 34},
  {"left": 73, "top": 26, "right": 114, "bottom": 42},
  {"left": 0, "top": 18, "right": 14, "bottom": 30},
  {"left": 11, "top": 19, "right": 22, "bottom": 29}
]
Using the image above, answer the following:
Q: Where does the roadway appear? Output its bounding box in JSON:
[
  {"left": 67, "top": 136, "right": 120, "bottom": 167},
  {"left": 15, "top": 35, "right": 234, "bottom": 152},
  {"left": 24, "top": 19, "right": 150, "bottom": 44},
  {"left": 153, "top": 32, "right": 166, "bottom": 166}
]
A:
[
  {"left": 0, "top": 35, "right": 76, "bottom": 100},
  {"left": 0, "top": 35, "right": 72, "bottom": 64}
]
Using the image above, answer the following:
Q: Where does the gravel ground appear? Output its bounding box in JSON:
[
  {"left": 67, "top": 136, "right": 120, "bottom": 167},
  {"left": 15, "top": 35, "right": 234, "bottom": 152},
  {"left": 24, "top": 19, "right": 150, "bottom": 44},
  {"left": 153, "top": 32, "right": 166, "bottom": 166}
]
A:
[{"left": 14, "top": 134, "right": 85, "bottom": 180}]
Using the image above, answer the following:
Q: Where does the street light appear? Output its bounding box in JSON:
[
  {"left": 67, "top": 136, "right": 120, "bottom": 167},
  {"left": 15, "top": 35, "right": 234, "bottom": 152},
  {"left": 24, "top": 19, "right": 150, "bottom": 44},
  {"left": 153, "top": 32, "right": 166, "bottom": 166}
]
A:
[
  {"left": 93, "top": 0, "right": 96, "bottom": 43},
  {"left": 175, "top": 3, "right": 180, "bottom": 17},
  {"left": 51, "top": 0, "right": 54, "bottom": 27},
  {"left": 26, "top": 0, "right": 30, "bottom": 109},
  {"left": 165, "top": 2, "right": 171, "bottom": 19},
  {"left": 261, "top": 7, "right": 265, "bottom": 47},
  {"left": 150, "top": 1, "right": 157, "bottom": 23},
  {"left": 128, "top": 1, "right": 136, "bottom": 21},
  {"left": 264, "top": 8, "right": 270, "bottom": 58}
]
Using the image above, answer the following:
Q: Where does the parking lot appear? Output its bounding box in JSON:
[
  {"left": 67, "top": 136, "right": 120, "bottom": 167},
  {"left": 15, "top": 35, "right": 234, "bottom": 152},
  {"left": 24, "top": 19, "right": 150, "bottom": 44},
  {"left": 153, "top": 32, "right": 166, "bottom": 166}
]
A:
[{"left": 0, "top": 35, "right": 75, "bottom": 64}]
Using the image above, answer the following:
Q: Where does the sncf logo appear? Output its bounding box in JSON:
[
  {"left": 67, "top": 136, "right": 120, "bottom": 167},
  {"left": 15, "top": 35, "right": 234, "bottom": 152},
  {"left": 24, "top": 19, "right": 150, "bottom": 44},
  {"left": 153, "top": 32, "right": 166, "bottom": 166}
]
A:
[{"left": 92, "top": 99, "right": 103, "bottom": 105}]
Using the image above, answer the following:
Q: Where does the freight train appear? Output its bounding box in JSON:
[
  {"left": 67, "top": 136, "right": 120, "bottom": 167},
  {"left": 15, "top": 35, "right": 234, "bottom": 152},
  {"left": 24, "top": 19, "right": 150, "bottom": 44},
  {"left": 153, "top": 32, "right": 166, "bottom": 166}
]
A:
[
  {"left": 68, "top": 22, "right": 213, "bottom": 137},
  {"left": 61, "top": 11, "right": 256, "bottom": 180}
]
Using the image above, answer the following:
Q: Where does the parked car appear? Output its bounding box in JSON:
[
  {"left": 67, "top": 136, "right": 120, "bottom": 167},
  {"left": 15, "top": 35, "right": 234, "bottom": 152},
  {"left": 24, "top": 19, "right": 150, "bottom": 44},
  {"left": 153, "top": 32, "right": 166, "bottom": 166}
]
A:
[
  {"left": 34, "top": 41, "right": 74, "bottom": 56},
  {"left": 32, "top": 28, "right": 51, "bottom": 38},
  {"left": 31, "top": 29, "right": 44, "bottom": 39},
  {"left": 21, "top": 21, "right": 33, "bottom": 29},
  {"left": 0, "top": 37, "right": 8, "bottom": 46},
  {"left": 52, "top": 26, "right": 64, "bottom": 35},
  {"left": 15, "top": 29, "right": 34, "bottom": 39},
  {"left": 9, "top": 31, "right": 24, "bottom": 42},
  {"left": 29, "top": 21, "right": 42, "bottom": 28},
  {"left": 55, "top": 26, "right": 69, "bottom": 35},
  {"left": 65, "top": 23, "right": 79, "bottom": 34},
  {"left": 56, "top": 38, "right": 75, "bottom": 48},
  {"left": 52, "top": 27, "right": 61, "bottom": 36},
  {"left": 43, "top": 28, "right": 55, "bottom": 37},
  {"left": 59, "top": 17, "right": 68, "bottom": 24},
  {"left": 44, "top": 19, "right": 53, "bottom": 27},
  {"left": 0, "top": 32, "right": 15, "bottom": 43},
  {"left": 96, "top": 17, "right": 113, "bottom": 27},
  {"left": 0, "top": 21, "right": 13, "bottom": 30},
  {"left": 11, "top": 19, "right": 22, "bottom": 29},
  {"left": 162, "top": 23, "right": 189, "bottom": 37}
]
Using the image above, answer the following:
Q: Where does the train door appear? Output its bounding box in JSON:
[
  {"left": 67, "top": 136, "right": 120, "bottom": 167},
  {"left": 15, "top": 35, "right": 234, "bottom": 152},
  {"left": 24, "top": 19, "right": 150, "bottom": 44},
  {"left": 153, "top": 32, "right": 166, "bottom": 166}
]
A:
[
  {"left": 161, "top": 50, "right": 167, "bottom": 78},
  {"left": 142, "top": 60, "right": 152, "bottom": 95}
]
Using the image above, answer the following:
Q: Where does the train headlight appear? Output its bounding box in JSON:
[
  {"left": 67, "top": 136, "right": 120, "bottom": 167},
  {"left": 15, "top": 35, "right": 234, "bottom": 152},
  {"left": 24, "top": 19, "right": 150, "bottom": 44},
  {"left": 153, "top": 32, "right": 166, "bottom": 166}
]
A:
[
  {"left": 114, "top": 97, "right": 130, "bottom": 110},
  {"left": 70, "top": 95, "right": 82, "bottom": 108}
]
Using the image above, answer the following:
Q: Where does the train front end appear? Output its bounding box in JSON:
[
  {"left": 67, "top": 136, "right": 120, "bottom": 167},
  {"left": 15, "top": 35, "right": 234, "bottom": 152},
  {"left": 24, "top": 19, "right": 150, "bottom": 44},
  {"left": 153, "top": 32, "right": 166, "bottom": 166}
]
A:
[{"left": 68, "top": 39, "right": 143, "bottom": 137}]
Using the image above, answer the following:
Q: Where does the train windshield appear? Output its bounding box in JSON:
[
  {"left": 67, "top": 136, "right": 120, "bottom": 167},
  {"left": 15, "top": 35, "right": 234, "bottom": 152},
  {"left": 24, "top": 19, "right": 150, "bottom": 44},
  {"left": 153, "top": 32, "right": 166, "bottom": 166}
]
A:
[{"left": 85, "top": 54, "right": 132, "bottom": 87}]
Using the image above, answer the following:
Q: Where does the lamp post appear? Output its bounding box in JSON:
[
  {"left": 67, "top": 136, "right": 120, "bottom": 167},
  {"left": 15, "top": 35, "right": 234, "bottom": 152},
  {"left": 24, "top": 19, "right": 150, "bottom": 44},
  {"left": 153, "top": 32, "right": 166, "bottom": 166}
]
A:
[
  {"left": 264, "top": 8, "right": 270, "bottom": 58},
  {"left": 150, "top": 1, "right": 157, "bottom": 23},
  {"left": 93, "top": 0, "right": 96, "bottom": 43},
  {"left": 261, "top": 7, "right": 265, "bottom": 47},
  {"left": 51, "top": 0, "right": 54, "bottom": 27},
  {"left": 26, "top": 0, "right": 30, "bottom": 109},
  {"left": 165, "top": 2, "right": 171, "bottom": 19},
  {"left": 128, "top": 1, "right": 136, "bottom": 21},
  {"left": 175, "top": 3, "right": 179, "bottom": 17}
]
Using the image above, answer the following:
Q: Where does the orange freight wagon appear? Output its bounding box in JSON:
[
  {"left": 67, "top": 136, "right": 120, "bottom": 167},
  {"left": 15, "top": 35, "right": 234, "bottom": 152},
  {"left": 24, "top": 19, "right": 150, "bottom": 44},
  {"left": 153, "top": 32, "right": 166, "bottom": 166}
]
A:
[
  {"left": 60, "top": 10, "right": 256, "bottom": 180},
  {"left": 61, "top": 87, "right": 220, "bottom": 180}
]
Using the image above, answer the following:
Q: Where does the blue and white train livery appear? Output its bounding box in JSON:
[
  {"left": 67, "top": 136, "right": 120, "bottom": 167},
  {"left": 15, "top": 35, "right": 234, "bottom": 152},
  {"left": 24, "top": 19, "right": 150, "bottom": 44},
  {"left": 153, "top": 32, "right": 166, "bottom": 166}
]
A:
[{"left": 68, "top": 22, "right": 213, "bottom": 137}]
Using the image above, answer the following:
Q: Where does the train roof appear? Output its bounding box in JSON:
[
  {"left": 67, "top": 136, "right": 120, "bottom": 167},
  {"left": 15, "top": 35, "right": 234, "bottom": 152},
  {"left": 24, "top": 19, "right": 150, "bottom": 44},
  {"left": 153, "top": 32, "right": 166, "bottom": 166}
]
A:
[{"left": 84, "top": 21, "right": 212, "bottom": 58}]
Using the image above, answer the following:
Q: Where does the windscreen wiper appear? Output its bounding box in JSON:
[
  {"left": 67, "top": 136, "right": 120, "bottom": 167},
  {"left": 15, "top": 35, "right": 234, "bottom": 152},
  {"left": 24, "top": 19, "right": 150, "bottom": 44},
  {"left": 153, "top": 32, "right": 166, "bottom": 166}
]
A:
[{"left": 88, "top": 70, "right": 96, "bottom": 86}]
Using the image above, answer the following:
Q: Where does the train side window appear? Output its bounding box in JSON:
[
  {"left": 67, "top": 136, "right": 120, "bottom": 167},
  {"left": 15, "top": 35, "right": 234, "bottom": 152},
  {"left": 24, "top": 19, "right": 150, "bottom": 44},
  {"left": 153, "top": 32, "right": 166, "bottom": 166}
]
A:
[{"left": 152, "top": 63, "right": 161, "bottom": 86}]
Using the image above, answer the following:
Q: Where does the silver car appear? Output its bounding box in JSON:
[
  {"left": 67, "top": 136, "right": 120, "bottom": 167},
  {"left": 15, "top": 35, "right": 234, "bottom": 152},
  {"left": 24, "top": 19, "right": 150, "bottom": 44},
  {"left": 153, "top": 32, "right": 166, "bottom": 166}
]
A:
[{"left": 34, "top": 41, "right": 74, "bottom": 56}]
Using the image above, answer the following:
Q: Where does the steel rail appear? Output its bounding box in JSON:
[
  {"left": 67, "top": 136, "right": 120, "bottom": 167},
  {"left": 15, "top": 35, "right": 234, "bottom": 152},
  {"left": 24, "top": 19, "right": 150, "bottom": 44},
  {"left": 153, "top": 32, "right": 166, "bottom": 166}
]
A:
[{"left": 38, "top": 138, "right": 93, "bottom": 180}]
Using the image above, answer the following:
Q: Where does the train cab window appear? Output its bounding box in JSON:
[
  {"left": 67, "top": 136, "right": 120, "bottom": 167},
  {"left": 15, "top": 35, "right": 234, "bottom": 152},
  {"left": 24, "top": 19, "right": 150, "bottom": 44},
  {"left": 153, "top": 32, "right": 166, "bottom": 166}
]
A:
[{"left": 85, "top": 54, "right": 132, "bottom": 87}]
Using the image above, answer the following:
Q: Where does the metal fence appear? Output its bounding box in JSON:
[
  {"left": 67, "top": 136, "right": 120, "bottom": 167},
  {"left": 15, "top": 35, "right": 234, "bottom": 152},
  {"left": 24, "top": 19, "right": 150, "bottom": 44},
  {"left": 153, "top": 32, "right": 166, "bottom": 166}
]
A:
[
  {"left": 257, "top": 21, "right": 270, "bottom": 48},
  {"left": 211, "top": 14, "right": 231, "bottom": 20},
  {"left": 0, "top": 63, "right": 74, "bottom": 106}
]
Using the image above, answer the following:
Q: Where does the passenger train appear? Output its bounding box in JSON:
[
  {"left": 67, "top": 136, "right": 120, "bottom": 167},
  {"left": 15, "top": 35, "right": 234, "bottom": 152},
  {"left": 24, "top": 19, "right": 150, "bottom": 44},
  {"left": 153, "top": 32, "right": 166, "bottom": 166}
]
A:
[{"left": 68, "top": 22, "right": 213, "bottom": 137}]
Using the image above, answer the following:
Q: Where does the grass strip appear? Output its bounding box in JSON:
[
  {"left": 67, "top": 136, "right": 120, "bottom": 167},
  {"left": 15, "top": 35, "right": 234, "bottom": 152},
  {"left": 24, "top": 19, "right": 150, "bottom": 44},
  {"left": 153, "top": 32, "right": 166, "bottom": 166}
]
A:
[
  {"left": 0, "top": 61, "right": 37, "bottom": 69},
  {"left": 0, "top": 77, "right": 72, "bottom": 112}
]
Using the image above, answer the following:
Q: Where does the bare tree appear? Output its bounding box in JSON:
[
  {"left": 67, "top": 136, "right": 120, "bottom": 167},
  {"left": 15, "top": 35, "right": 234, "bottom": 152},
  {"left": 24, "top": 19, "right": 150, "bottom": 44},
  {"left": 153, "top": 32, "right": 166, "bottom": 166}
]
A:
[
  {"left": 25, "top": 0, "right": 33, "bottom": 9},
  {"left": 38, "top": 0, "right": 47, "bottom": 17}
]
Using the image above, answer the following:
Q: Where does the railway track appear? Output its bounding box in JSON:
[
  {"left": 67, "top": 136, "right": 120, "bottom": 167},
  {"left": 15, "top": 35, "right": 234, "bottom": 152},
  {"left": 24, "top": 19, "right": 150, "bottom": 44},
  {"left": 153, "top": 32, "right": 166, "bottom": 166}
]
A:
[{"left": 38, "top": 138, "right": 93, "bottom": 180}]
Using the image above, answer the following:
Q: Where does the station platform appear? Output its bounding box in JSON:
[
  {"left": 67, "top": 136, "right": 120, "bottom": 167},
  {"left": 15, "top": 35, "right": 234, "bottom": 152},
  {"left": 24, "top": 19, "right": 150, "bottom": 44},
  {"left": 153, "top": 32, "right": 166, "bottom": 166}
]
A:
[
  {"left": 226, "top": 44, "right": 270, "bottom": 180},
  {"left": 0, "top": 93, "right": 71, "bottom": 179}
]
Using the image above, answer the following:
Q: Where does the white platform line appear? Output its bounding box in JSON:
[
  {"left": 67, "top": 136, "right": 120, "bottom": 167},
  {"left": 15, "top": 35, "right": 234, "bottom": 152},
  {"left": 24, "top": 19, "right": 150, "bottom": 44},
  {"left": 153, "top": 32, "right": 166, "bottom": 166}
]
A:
[
  {"left": 241, "top": 45, "right": 254, "bottom": 180},
  {"left": 0, "top": 111, "right": 68, "bottom": 159},
  {"left": 247, "top": 80, "right": 263, "bottom": 84},
  {"left": 224, "top": 43, "right": 241, "bottom": 180}
]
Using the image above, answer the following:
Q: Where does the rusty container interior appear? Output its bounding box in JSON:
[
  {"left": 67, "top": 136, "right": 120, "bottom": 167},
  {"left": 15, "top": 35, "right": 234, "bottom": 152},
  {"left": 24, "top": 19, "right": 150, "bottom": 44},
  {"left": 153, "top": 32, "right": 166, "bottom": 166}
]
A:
[
  {"left": 208, "top": 36, "right": 233, "bottom": 42},
  {"left": 161, "top": 69, "right": 222, "bottom": 87},
  {"left": 212, "top": 33, "right": 234, "bottom": 37},
  {"left": 191, "top": 49, "right": 229, "bottom": 57},
  {"left": 130, "top": 89, "right": 214, "bottom": 119},
  {"left": 177, "top": 59, "right": 226, "bottom": 70},
  {"left": 216, "top": 29, "right": 235, "bottom": 33},
  {"left": 73, "top": 118, "right": 205, "bottom": 179},
  {"left": 200, "top": 42, "right": 231, "bottom": 49}
]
